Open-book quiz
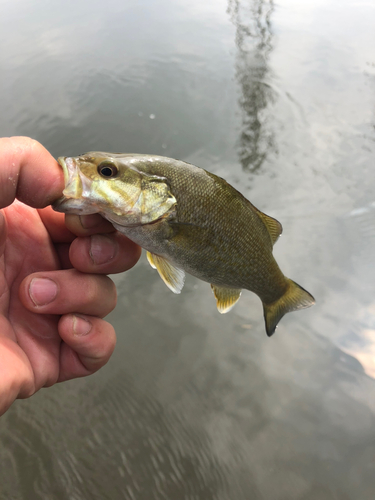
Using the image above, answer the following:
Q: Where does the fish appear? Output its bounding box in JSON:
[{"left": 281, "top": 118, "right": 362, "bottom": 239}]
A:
[{"left": 53, "top": 152, "right": 315, "bottom": 336}]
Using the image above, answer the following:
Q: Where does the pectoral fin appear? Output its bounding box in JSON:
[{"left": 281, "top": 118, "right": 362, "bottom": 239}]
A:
[
  {"left": 211, "top": 285, "right": 242, "bottom": 313},
  {"left": 147, "top": 251, "right": 185, "bottom": 294}
]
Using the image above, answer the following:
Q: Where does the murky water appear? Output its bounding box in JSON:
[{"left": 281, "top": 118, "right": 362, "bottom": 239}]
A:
[{"left": 1, "top": 0, "right": 375, "bottom": 498}]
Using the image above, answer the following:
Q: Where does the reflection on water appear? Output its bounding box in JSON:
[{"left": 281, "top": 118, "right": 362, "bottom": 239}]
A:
[
  {"left": 344, "top": 318, "right": 375, "bottom": 380},
  {"left": 228, "top": 0, "right": 275, "bottom": 172},
  {"left": 340, "top": 202, "right": 375, "bottom": 379}
]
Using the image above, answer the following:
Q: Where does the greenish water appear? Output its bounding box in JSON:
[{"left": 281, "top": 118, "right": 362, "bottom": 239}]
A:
[{"left": 1, "top": 0, "right": 375, "bottom": 498}]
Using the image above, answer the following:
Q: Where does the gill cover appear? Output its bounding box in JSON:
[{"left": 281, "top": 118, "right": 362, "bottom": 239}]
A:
[
  {"left": 101, "top": 168, "right": 177, "bottom": 226},
  {"left": 137, "top": 173, "right": 177, "bottom": 224}
]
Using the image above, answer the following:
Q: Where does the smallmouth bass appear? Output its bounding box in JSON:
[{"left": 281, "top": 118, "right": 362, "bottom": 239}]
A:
[{"left": 53, "top": 153, "right": 315, "bottom": 336}]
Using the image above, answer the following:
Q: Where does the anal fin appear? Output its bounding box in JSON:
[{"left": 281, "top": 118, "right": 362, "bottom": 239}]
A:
[
  {"left": 211, "top": 285, "right": 242, "bottom": 314},
  {"left": 147, "top": 251, "right": 185, "bottom": 294}
]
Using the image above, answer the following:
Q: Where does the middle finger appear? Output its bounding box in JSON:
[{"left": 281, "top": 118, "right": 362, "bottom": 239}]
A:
[{"left": 69, "top": 232, "right": 141, "bottom": 275}]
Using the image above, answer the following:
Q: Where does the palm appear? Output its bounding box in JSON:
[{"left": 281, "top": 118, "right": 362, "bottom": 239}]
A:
[{"left": 1, "top": 202, "right": 62, "bottom": 394}]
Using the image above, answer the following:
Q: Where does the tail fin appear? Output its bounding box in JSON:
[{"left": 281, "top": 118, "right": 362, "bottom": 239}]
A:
[{"left": 263, "top": 279, "right": 315, "bottom": 337}]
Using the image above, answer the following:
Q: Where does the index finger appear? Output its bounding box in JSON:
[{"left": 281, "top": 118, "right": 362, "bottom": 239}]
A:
[{"left": 0, "top": 136, "right": 64, "bottom": 209}]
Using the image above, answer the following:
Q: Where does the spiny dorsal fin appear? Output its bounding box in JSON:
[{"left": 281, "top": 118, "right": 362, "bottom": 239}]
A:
[
  {"left": 257, "top": 211, "right": 283, "bottom": 245},
  {"left": 147, "top": 251, "right": 185, "bottom": 294},
  {"left": 211, "top": 285, "right": 242, "bottom": 313}
]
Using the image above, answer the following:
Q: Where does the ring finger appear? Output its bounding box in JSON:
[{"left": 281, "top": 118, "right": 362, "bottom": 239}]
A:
[{"left": 19, "top": 269, "right": 117, "bottom": 318}]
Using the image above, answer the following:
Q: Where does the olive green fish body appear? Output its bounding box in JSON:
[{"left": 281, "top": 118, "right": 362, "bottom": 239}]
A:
[
  {"left": 53, "top": 153, "right": 315, "bottom": 336},
  {"left": 115, "top": 158, "right": 286, "bottom": 304}
]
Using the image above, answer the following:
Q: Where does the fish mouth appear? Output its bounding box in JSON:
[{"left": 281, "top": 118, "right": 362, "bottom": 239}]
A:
[
  {"left": 53, "top": 157, "right": 78, "bottom": 212},
  {"left": 58, "top": 156, "right": 70, "bottom": 186},
  {"left": 52, "top": 156, "right": 97, "bottom": 214}
]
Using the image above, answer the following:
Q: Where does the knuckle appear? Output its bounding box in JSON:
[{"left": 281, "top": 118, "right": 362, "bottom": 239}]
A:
[{"left": 83, "top": 275, "right": 116, "bottom": 311}]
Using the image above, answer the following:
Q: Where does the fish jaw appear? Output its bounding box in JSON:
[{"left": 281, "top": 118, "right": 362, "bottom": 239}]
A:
[{"left": 52, "top": 157, "right": 99, "bottom": 215}]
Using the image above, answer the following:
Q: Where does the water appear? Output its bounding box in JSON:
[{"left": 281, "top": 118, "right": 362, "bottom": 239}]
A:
[{"left": 1, "top": 0, "right": 375, "bottom": 498}]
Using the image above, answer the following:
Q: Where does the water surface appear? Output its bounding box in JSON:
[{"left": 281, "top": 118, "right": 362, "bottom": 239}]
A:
[{"left": 1, "top": 0, "right": 375, "bottom": 498}]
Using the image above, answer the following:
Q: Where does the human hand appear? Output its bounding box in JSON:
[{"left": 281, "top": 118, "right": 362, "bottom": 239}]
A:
[{"left": 0, "top": 137, "right": 141, "bottom": 416}]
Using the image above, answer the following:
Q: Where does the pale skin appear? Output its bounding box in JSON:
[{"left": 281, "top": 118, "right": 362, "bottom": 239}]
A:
[{"left": 0, "top": 137, "right": 141, "bottom": 416}]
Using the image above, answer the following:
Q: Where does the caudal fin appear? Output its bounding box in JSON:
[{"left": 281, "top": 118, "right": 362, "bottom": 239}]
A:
[{"left": 263, "top": 279, "right": 315, "bottom": 337}]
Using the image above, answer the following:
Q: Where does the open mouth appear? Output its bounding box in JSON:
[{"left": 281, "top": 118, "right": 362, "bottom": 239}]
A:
[
  {"left": 52, "top": 156, "right": 87, "bottom": 213},
  {"left": 57, "top": 156, "right": 70, "bottom": 185},
  {"left": 57, "top": 156, "right": 79, "bottom": 189},
  {"left": 52, "top": 156, "right": 103, "bottom": 216}
]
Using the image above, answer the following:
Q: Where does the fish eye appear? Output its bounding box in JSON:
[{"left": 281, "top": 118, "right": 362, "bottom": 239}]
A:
[{"left": 97, "top": 162, "right": 118, "bottom": 178}]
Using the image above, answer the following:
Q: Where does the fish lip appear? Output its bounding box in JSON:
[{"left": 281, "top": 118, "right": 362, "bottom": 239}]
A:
[
  {"left": 53, "top": 156, "right": 91, "bottom": 212},
  {"left": 57, "top": 156, "right": 71, "bottom": 186},
  {"left": 52, "top": 156, "right": 103, "bottom": 216},
  {"left": 52, "top": 157, "right": 74, "bottom": 210},
  {"left": 52, "top": 196, "right": 95, "bottom": 214}
]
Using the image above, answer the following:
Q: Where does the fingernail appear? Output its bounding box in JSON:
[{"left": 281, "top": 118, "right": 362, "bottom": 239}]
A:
[
  {"left": 80, "top": 214, "right": 103, "bottom": 229},
  {"left": 72, "top": 315, "right": 92, "bottom": 336},
  {"left": 29, "top": 278, "right": 58, "bottom": 306},
  {"left": 89, "top": 235, "right": 117, "bottom": 265}
]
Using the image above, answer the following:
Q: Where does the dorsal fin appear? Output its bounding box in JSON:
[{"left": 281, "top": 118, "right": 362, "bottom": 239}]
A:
[
  {"left": 211, "top": 285, "right": 242, "bottom": 313},
  {"left": 256, "top": 211, "right": 283, "bottom": 245},
  {"left": 147, "top": 251, "right": 185, "bottom": 294}
]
